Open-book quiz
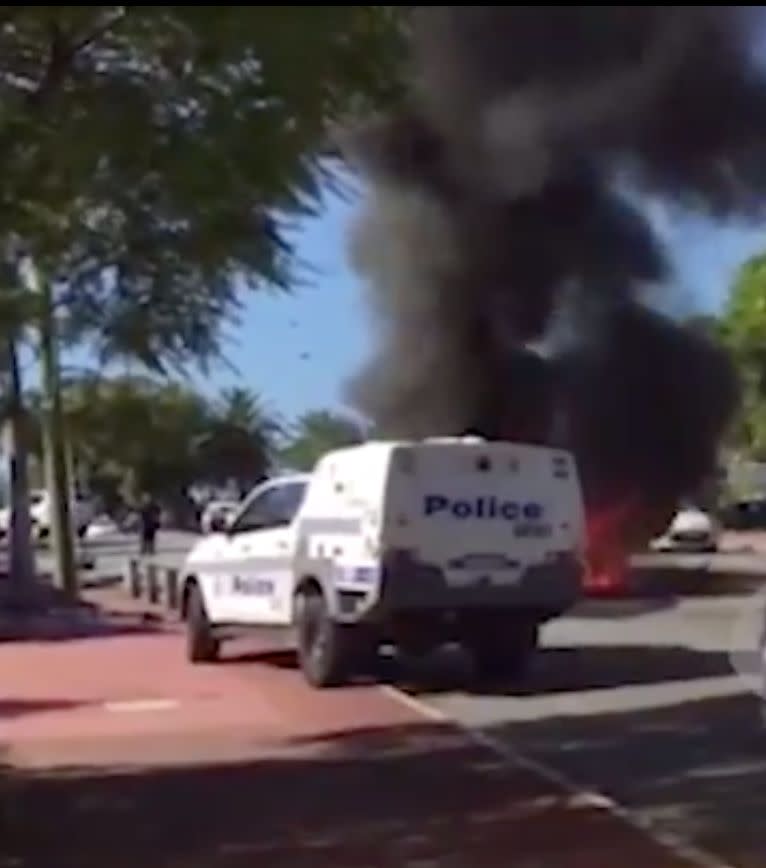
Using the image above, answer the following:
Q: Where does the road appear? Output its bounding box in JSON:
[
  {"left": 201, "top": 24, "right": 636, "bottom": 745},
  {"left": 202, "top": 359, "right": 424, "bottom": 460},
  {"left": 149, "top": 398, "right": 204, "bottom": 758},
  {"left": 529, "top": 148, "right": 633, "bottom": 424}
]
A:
[
  {"left": 66, "top": 532, "right": 766, "bottom": 866},
  {"left": 2, "top": 591, "right": 698, "bottom": 868},
  {"left": 401, "top": 589, "right": 766, "bottom": 868}
]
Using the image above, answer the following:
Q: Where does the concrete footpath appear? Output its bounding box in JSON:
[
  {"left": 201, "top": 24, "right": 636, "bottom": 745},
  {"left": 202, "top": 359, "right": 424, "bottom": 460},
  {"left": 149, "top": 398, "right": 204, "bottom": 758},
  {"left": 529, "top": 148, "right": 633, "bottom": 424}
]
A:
[{"left": 1, "top": 592, "right": 706, "bottom": 868}]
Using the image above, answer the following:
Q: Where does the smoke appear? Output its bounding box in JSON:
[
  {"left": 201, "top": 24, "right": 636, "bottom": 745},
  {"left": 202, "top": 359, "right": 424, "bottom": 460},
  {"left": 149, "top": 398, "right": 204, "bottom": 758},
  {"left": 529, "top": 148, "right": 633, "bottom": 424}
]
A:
[{"left": 343, "top": 7, "right": 762, "bottom": 517}]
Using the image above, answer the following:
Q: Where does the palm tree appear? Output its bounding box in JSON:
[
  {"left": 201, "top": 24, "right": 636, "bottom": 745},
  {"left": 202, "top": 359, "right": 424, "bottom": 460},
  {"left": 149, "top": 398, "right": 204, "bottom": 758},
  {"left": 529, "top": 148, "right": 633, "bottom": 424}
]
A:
[
  {"left": 196, "top": 388, "right": 284, "bottom": 495},
  {"left": 281, "top": 410, "right": 368, "bottom": 471}
]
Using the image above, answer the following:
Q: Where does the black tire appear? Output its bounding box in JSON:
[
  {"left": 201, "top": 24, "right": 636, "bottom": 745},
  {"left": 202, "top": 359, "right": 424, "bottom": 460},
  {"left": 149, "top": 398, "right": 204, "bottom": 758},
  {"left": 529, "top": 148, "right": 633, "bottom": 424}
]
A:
[
  {"left": 294, "top": 586, "right": 357, "bottom": 688},
  {"left": 467, "top": 619, "right": 539, "bottom": 682},
  {"left": 186, "top": 584, "right": 220, "bottom": 664}
]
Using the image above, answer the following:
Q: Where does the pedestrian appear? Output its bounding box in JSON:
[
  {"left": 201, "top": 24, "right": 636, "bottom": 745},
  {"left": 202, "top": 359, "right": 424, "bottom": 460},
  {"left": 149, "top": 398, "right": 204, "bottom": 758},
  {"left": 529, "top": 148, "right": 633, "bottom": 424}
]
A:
[{"left": 139, "top": 493, "right": 161, "bottom": 556}]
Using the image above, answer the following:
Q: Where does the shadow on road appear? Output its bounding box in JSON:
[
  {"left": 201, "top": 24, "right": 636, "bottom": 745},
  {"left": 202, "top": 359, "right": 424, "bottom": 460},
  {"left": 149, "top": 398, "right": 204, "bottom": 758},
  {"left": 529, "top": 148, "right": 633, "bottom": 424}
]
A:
[
  {"left": 220, "top": 640, "right": 736, "bottom": 702},
  {"left": 221, "top": 648, "right": 297, "bottom": 669},
  {"left": 78, "top": 574, "right": 128, "bottom": 591},
  {"left": 627, "top": 564, "right": 766, "bottom": 597},
  {"left": 486, "top": 692, "right": 766, "bottom": 868},
  {"left": 0, "top": 699, "right": 93, "bottom": 720},
  {"left": 398, "top": 643, "right": 733, "bottom": 698},
  {"left": 0, "top": 722, "right": 693, "bottom": 868},
  {"left": 0, "top": 601, "right": 164, "bottom": 644},
  {"left": 572, "top": 597, "right": 679, "bottom": 619},
  {"left": 513, "top": 644, "right": 730, "bottom": 696}
]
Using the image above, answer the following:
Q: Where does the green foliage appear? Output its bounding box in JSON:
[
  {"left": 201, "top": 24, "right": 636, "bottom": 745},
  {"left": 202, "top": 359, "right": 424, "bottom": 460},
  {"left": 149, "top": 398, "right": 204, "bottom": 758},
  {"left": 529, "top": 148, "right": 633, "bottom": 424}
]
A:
[
  {"left": 720, "top": 254, "right": 766, "bottom": 457},
  {"left": 281, "top": 409, "right": 368, "bottom": 471},
  {"left": 194, "top": 387, "right": 284, "bottom": 494},
  {"left": 27, "top": 375, "right": 282, "bottom": 505},
  {"left": 721, "top": 255, "right": 766, "bottom": 373},
  {"left": 0, "top": 6, "right": 408, "bottom": 369},
  {"left": 24, "top": 368, "right": 376, "bottom": 503}
]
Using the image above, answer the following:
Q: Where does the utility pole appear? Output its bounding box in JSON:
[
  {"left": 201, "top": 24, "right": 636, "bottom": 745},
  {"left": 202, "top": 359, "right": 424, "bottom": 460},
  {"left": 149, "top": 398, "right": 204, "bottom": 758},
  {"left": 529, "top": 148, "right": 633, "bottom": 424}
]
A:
[{"left": 26, "top": 259, "right": 77, "bottom": 597}]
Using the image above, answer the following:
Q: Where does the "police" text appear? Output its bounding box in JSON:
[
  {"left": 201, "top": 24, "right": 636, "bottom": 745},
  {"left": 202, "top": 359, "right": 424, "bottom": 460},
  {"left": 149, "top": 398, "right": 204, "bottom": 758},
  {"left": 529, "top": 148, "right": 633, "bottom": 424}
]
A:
[{"left": 424, "top": 495, "right": 543, "bottom": 521}]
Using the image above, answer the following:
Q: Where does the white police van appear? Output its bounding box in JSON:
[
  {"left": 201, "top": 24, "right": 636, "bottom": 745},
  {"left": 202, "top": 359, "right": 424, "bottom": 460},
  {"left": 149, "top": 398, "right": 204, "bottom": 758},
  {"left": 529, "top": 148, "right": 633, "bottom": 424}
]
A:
[{"left": 181, "top": 437, "right": 586, "bottom": 688}]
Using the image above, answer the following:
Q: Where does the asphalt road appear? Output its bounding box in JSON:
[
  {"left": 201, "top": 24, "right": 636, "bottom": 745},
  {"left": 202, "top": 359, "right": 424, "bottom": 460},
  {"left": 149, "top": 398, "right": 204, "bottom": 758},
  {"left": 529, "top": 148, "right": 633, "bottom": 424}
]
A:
[
  {"left": 635, "top": 549, "right": 766, "bottom": 576},
  {"left": 403, "top": 589, "right": 766, "bottom": 868},
  {"left": 74, "top": 532, "right": 766, "bottom": 865}
]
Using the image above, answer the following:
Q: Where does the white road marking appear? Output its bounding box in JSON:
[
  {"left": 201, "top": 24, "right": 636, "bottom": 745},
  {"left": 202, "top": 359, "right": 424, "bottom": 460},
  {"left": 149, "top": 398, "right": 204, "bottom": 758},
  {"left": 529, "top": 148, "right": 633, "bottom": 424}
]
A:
[
  {"left": 103, "top": 699, "right": 180, "bottom": 714},
  {"left": 380, "top": 685, "right": 735, "bottom": 868}
]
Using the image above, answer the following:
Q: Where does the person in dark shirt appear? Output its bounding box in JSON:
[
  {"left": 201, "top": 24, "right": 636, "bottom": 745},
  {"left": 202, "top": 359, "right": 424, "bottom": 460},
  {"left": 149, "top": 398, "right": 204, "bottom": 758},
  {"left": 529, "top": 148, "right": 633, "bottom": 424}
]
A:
[{"left": 139, "top": 494, "right": 161, "bottom": 556}]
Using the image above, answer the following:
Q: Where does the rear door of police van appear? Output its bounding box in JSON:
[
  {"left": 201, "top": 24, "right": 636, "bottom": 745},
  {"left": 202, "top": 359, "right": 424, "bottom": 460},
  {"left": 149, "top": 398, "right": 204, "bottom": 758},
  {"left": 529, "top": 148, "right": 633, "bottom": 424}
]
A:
[{"left": 382, "top": 438, "right": 584, "bottom": 588}]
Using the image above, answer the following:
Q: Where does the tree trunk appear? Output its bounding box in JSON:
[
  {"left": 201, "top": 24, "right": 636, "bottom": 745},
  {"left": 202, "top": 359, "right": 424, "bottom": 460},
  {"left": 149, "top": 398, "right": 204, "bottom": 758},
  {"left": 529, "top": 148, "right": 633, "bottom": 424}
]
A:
[
  {"left": 37, "top": 267, "right": 77, "bottom": 598},
  {"left": 4, "top": 335, "right": 37, "bottom": 608}
]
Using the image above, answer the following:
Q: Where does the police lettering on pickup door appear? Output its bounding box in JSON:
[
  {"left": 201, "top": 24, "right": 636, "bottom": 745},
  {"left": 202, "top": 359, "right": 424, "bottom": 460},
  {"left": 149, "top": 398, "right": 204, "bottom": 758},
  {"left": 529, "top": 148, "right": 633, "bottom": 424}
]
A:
[{"left": 232, "top": 575, "right": 274, "bottom": 596}]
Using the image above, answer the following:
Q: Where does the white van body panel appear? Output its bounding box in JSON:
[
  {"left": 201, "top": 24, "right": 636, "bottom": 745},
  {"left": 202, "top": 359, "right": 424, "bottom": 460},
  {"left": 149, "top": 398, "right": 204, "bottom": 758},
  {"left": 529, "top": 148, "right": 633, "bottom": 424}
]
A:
[{"left": 379, "top": 441, "right": 584, "bottom": 583}]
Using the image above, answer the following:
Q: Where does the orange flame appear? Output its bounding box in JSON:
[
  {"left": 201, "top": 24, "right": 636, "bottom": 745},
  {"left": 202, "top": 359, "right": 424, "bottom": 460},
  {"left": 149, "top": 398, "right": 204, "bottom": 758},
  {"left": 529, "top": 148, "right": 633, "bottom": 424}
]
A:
[
  {"left": 583, "top": 493, "right": 676, "bottom": 595},
  {"left": 583, "top": 496, "right": 639, "bottom": 595}
]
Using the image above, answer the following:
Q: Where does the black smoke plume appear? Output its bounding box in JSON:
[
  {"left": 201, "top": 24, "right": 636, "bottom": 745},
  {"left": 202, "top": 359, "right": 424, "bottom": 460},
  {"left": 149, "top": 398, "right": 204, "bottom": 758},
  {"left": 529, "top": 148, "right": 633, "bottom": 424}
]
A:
[{"left": 343, "top": 7, "right": 761, "bottom": 520}]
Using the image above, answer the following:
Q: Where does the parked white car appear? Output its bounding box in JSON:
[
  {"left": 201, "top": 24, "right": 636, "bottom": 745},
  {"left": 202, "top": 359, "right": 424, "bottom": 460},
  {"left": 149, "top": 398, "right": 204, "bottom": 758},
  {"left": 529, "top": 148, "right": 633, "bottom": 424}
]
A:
[
  {"left": 0, "top": 489, "right": 96, "bottom": 542},
  {"left": 651, "top": 504, "right": 720, "bottom": 553},
  {"left": 30, "top": 489, "right": 96, "bottom": 541}
]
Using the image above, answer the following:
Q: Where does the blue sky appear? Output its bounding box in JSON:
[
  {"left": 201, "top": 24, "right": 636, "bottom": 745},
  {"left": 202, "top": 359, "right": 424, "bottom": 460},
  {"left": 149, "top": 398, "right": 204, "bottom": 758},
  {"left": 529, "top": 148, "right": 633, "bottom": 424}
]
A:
[
  {"left": 53, "top": 181, "right": 766, "bottom": 422},
  {"left": 207, "top": 191, "right": 371, "bottom": 423},
  {"left": 206, "top": 188, "right": 766, "bottom": 422}
]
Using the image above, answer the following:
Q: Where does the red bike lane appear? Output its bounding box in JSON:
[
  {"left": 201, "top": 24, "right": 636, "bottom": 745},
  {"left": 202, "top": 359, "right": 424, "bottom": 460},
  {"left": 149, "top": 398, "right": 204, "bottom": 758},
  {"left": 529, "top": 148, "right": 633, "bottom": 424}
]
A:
[{"left": 1, "top": 607, "right": 706, "bottom": 868}]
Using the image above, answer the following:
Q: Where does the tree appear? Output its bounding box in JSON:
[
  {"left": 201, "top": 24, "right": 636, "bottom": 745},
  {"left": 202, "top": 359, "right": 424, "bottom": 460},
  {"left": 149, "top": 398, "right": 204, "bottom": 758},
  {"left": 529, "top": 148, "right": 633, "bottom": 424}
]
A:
[
  {"left": 0, "top": 336, "right": 36, "bottom": 605},
  {"left": 195, "top": 388, "right": 282, "bottom": 496},
  {"left": 720, "top": 254, "right": 766, "bottom": 457},
  {"left": 0, "top": 6, "right": 407, "bottom": 593},
  {"left": 41, "top": 375, "right": 282, "bottom": 509},
  {"left": 0, "top": 6, "right": 408, "bottom": 366},
  {"left": 0, "top": 273, "right": 43, "bottom": 603},
  {"left": 281, "top": 410, "right": 368, "bottom": 471},
  {"left": 61, "top": 375, "right": 203, "bottom": 505}
]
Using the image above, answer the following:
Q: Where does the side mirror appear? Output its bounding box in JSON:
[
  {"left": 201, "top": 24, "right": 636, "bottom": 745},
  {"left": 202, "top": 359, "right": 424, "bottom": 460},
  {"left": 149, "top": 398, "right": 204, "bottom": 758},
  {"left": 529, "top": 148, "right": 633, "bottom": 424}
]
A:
[{"left": 209, "top": 514, "right": 230, "bottom": 534}]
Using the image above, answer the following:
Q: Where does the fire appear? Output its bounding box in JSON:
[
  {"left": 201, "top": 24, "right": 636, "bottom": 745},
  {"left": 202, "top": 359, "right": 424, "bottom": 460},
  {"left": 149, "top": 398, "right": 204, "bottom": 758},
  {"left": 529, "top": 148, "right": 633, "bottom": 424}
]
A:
[
  {"left": 583, "top": 494, "right": 675, "bottom": 595},
  {"left": 583, "top": 496, "right": 638, "bottom": 596}
]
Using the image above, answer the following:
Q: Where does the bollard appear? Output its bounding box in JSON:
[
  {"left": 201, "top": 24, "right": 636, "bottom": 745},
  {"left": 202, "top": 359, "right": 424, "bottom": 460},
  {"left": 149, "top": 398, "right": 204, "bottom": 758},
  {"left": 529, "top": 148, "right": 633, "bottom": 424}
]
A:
[
  {"left": 125, "top": 558, "right": 142, "bottom": 598},
  {"left": 147, "top": 562, "right": 160, "bottom": 605},
  {"left": 164, "top": 567, "right": 180, "bottom": 611}
]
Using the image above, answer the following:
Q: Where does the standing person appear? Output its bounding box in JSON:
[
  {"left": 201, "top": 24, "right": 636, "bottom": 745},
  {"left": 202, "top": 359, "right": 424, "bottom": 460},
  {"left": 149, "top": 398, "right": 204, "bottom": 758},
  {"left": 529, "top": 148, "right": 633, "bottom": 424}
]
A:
[{"left": 139, "top": 493, "right": 161, "bottom": 556}]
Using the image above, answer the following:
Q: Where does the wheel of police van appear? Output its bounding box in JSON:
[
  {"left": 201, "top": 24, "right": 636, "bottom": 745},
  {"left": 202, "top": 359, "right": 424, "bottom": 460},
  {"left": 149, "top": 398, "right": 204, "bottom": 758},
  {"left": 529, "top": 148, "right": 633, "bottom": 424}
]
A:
[
  {"left": 186, "top": 583, "right": 220, "bottom": 664},
  {"left": 467, "top": 619, "right": 539, "bottom": 683},
  {"left": 294, "top": 585, "right": 355, "bottom": 688}
]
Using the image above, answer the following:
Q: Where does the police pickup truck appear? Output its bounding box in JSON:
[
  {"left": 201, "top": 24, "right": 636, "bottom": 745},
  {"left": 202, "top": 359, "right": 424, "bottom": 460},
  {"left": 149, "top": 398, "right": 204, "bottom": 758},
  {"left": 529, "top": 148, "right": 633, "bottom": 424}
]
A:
[{"left": 181, "top": 437, "right": 586, "bottom": 688}]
